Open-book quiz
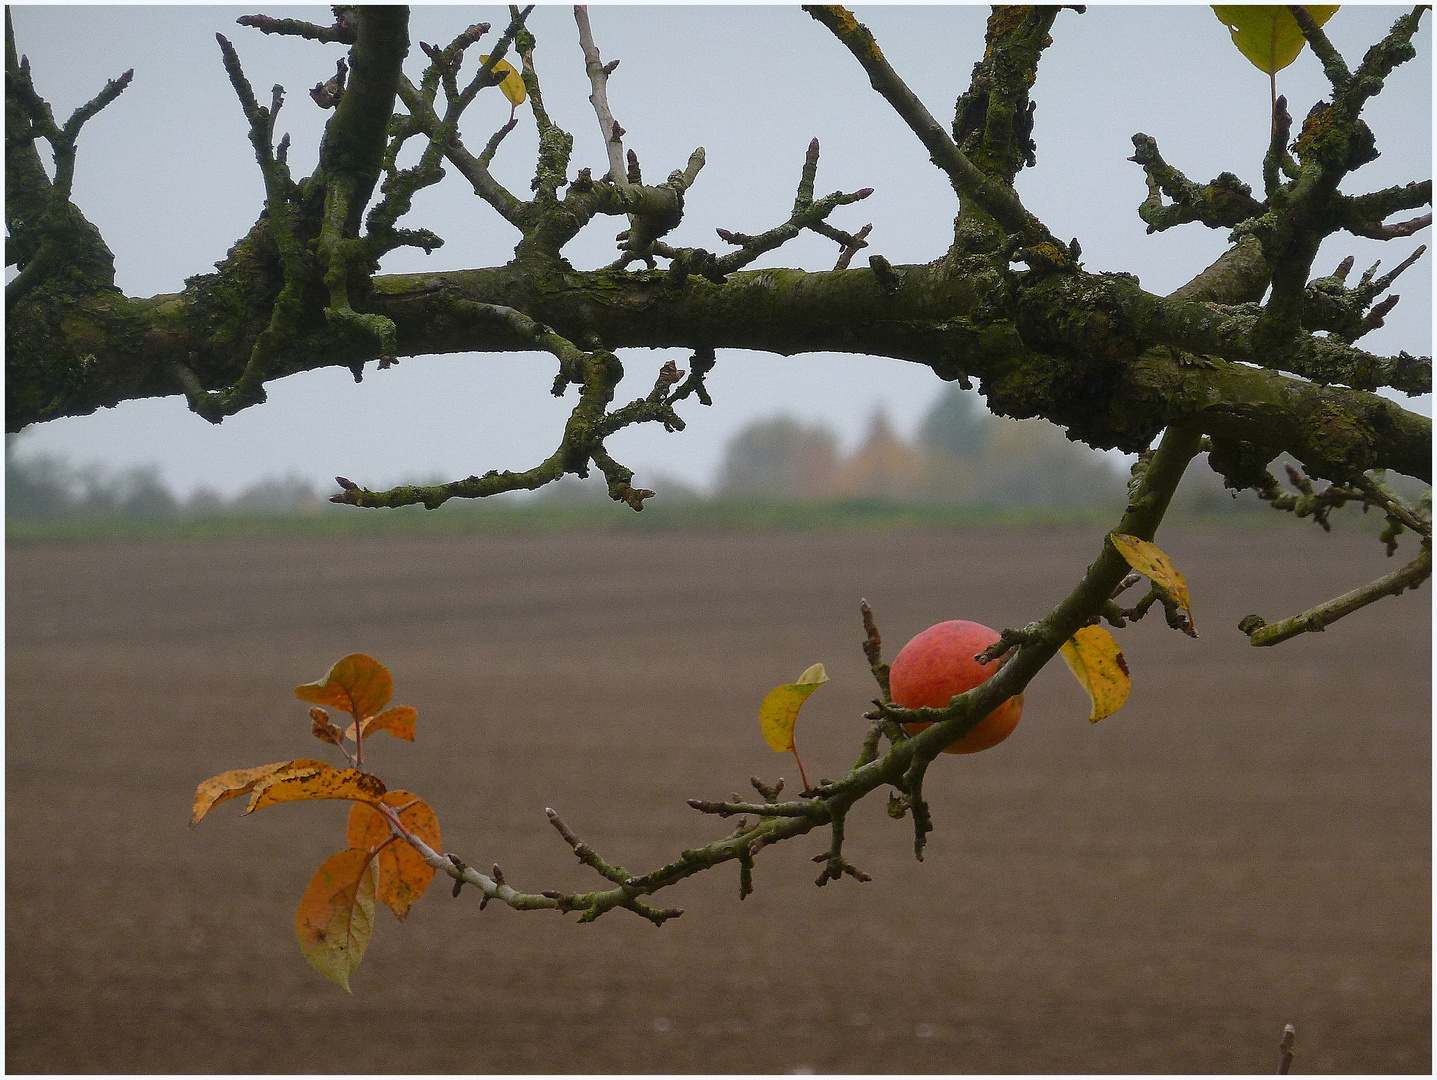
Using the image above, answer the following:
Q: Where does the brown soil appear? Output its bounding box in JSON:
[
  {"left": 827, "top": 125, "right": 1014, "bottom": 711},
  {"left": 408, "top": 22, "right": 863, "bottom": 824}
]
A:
[{"left": 6, "top": 526, "right": 1430, "bottom": 1073}]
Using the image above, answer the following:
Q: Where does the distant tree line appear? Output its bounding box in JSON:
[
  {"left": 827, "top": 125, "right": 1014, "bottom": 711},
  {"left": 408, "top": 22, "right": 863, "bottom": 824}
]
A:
[
  {"left": 5, "top": 434, "right": 328, "bottom": 519},
  {"left": 10, "top": 389, "right": 1414, "bottom": 521},
  {"left": 714, "top": 386, "right": 1244, "bottom": 513}
]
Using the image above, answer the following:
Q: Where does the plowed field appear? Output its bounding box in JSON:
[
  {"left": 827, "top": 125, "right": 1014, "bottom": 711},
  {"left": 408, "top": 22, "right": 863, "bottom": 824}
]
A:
[{"left": 6, "top": 527, "right": 1429, "bottom": 1073}]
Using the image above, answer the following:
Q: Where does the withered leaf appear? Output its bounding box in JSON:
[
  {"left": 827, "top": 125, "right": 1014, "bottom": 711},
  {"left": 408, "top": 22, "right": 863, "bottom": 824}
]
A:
[
  {"left": 295, "top": 848, "right": 377, "bottom": 991},
  {"left": 295, "top": 654, "right": 393, "bottom": 722},
  {"left": 346, "top": 791, "right": 442, "bottom": 920},
  {"left": 759, "top": 663, "right": 830, "bottom": 754},
  {"left": 245, "top": 762, "right": 387, "bottom": 814},
  {"left": 1059, "top": 625, "right": 1132, "bottom": 722},
  {"left": 343, "top": 704, "right": 418, "bottom": 745},
  {"left": 191, "top": 759, "right": 328, "bottom": 827},
  {"left": 1110, "top": 533, "right": 1195, "bottom": 629}
]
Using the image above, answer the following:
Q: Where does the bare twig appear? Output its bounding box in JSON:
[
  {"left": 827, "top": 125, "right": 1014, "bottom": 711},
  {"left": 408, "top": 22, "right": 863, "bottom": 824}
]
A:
[
  {"left": 859, "top": 599, "right": 891, "bottom": 698},
  {"left": 1241, "top": 541, "right": 1431, "bottom": 646},
  {"left": 805, "top": 5, "right": 1062, "bottom": 257},
  {"left": 832, "top": 222, "right": 872, "bottom": 270},
  {"left": 657, "top": 139, "right": 870, "bottom": 281},
  {"left": 547, "top": 807, "right": 630, "bottom": 884},
  {"left": 236, "top": 11, "right": 357, "bottom": 44},
  {"left": 1278, "top": 1023, "right": 1296, "bottom": 1074},
  {"left": 574, "top": 6, "right": 626, "bottom": 185}
]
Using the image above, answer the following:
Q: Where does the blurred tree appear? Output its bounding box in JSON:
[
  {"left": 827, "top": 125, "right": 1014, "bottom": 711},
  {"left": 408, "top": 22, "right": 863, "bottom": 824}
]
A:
[
  {"left": 914, "top": 387, "right": 1125, "bottom": 507},
  {"left": 833, "top": 409, "right": 923, "bottom": 499},
  {"left": 916, "top": 385, "right": 991, "bottom": 461},
  {"left": 89, "top": 464, "right": 179, "bottom": 517},
  {"left": 978, "top": 417, "right": 1125, "bottom": 508},
  {"left": 229, "top": 474, "right": 325, "bottom": 514},
  {"left": 715, "top": 415, "right": 842, "bottom": 499},
  {"left": 5, "top": 433, "right": 74, "bottom": 518}
]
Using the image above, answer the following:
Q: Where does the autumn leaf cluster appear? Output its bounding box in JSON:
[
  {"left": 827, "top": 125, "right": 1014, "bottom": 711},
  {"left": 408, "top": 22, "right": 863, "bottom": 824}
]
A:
[{"left": 192, "top": 654, "right": 440, "bottom": 990}]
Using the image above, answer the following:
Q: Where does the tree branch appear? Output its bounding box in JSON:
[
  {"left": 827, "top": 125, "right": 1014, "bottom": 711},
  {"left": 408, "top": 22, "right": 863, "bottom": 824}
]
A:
[
  {"left": 574, "top": 5, "right": 626, "bottom": 185},
  {"left": 1130, "top": 133, "right": 1265, "bottom": 234},
  {"left": 370, "top": 422, "right": 1206, "bottom": 923},
  {"left": 5, "top": 11, "right": 130, "bottom": 307},
  {"left": 804, "top": 5, "right": 1061, "bottom": 259},
  {"left": 1240, "top": 541, "right": 1430, "bottom": 646},
  {"left": 8, "top": 256, "right": 1430, "bottom": 483}
]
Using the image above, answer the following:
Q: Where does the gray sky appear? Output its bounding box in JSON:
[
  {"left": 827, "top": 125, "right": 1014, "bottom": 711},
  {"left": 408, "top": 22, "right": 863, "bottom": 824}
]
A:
[{"left": 8, "top": 4, "right": 1431, "bottom": 496}]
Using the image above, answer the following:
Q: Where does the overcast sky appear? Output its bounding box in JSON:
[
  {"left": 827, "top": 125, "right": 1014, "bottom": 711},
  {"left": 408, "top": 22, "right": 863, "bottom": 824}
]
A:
[{"left": 8, "top": 4, "right": 1431, "bottom": 497}]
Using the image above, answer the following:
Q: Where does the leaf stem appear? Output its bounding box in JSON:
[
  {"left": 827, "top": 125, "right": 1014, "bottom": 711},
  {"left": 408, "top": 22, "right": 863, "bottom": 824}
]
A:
[{"left": 792, "top": 748, "right": 813, "bottom": 793}]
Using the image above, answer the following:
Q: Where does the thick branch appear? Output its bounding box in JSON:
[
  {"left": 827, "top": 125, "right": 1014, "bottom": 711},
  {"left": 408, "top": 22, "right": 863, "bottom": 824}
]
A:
[
  {"left": 804, "top": 5, "right": 1057, "bottom": 254},
  {"left": 1253, "top": 6, "right": 1426, "bottom": 351},
  {"left": 9, "top": 259, "right": 1430, "bottom": 483},
  {"left": 1166, "top": 238, "right": 1271, "bottom": 304},
  {"left": 318, "top": 5, "right": 409, "bottom": 227},
  {"left": 950, "top": 4, "right": 1059, "bottom": 219},
  {"left": 1130, "top": 133, "right": 1265, "bottom": 234},
  {"left": 1341, "top": 180, "right": 1431, "bottom": 240},
  {"left": 5, "top": 14, "right": 129, "bottom": 306}
]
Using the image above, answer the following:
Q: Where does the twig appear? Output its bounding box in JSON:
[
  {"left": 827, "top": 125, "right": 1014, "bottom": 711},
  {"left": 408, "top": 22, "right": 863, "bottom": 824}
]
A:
[
  {"left": 812, "top": 807, "right": 871, "bottom": 886},
  {"left": 832, "top": 222, "right": 872, "bottom": 270},
  {"left": 1241, "top": 541, "right": 1431, "bottom": 646},
  {"left": 328, "top": 310, "right": 683, "bottom": 511},
  {"left": 546, "top": 807, "right": 630, "bottom": 884},
  {"left": 4, "top": 47, "right": 133, "bottom": 307},
  {"left": 688, "top": 798, "right": 815, "bottom": 818},
  {"left": 1349, "top": 213, "right": 1431, "bottom": 240},
  {"left": 236, "top": 12, "right": 356, "bottom": 44},
  {"left": 574, "top": 6, "right": 626, "bottom": 185},
  {"left": 1349, "top": 471, "right": 1430, "bottom": 536},
  {"left": 1278, "top": 1023, "right": 1296, "bottom": 1074},
  {"left": 859, "top": 599, "right": 891, "bottom": 698},
  {"left": 368, "top": 423, "right": 1205, "bottom": 922},
  {"left": 657, "top": 139, "right": 870, "bottom": 281},
  {"left": 805, "top": 5, "right": 1059, "bottom": 254}
]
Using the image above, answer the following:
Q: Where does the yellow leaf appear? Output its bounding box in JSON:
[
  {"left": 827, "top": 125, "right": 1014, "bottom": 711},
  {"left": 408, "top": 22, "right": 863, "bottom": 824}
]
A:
[
  {"left": 346, "top": 792, "right": 441, "bottom": 921},
  {"left": 1059, "top": 625, "right": 1131, "bottom": 722},
  {"left": 759, "top": 662, "right": 830, "bottom": 754},
  {"left": 480, "top": 55, "right": 526, "bottom": 107},
  {"left": 295, "top": 654, "right": 393, "bottom": 724},
  {"left": 190, "top": 758, "right": 328, "bottom": 826},
  {"left": 343, "top": 704, "right": 417, "bottom": 745},
  {"left": 1110, "top": 533, "right": 1195, "bottom": 628},
  {"left": 295, "top": 848, "right": 377, "bottom": 991},
  {"left": 245, "top": 762, "right": 387, "bottom": 814},
  {"left": 1211, "top": 6, "right": 1339, "bottom": 75}
]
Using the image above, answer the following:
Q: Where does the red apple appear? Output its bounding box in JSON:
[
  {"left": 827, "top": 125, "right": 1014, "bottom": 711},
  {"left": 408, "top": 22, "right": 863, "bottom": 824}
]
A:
[{"left": 889, "top": 619, "right": 1023, "bottom": 754}]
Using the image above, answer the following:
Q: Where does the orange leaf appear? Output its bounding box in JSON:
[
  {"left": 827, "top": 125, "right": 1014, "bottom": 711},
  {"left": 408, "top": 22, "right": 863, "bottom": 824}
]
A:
[
  {"left": 295, "top": 654, "right": 393, "bottom": 722},
  {"left": 295, "top": 848, "right": 377, "bottom": 991},
  {"left": 346, "top": 791, "right": 441, "bottom": 920},
  {"left": 310, "top": 707, "right": 346, "bottom": 747},
  {"left": 343, "top": 704, "right": 418, "bottom": 745},
  {"left": 191, "top": 758, "right": 328, "bottom": 826},
  {"left": 245, "top": 762, "right": 387, "bottom": 814}
]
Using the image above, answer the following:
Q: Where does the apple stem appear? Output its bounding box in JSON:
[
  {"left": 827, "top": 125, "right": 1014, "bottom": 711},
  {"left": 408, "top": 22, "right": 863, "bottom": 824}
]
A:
[{"left": 792, "top": 748, "right": 813, "bottom": 793}]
